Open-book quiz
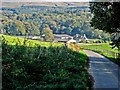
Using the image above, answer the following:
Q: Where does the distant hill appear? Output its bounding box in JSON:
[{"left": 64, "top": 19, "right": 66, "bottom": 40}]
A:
[{"left": 2, "top": 2, "right": 89, "bottom": 8}]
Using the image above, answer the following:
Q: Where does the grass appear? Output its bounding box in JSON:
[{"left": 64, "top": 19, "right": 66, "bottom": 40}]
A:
[
  {"left": 2, "top": 34, "right": 92, "bottom": 89},
  {"left": 0, "top": 34, "right": 63, "bottom": 47},
  {"left": 80, "top": 43, "right": 118, "bottom": 53},
  {"left": 80, "top": 43, "right": 119, "bottom": 66}
]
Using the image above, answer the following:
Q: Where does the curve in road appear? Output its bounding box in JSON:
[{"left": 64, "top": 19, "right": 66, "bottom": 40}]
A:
[{"left": 84, "top": 50, "right": 120, "bottom": 90}]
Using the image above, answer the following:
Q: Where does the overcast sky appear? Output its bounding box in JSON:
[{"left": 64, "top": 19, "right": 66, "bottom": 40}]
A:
[
  {"left": 2, "top": 0, "right": 120, "bottom": 2},
  {"left": 1, "top": 0, "right": 91, "bottom": 2}
]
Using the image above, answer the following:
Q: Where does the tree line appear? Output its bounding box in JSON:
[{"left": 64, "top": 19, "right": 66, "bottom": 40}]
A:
[{"left": 1, "top": 6, "right": 110, "bottom": 41}]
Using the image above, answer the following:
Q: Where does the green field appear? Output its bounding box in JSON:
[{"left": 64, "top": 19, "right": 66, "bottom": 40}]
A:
[
  {"left": 0, "top": 34, "right": 63, "bottom": 47},
  {"left": 2, "top": 34, "right": 91, "bottom": 89},
  {"left": 80, "top": 43, "right": 119, "bottom": 65},
  {"left": 80, "top": 43, "right": 118, "bottom": 53}
]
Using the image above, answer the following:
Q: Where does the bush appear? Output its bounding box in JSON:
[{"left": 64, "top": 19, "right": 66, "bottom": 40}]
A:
[{"left": 2, "top": 37, "right": 90, "bottom": 90}]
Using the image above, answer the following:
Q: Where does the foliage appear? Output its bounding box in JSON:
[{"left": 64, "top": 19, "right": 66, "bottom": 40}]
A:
[
  {"left": 24, "top": 22, "right": 40, "bottom": 36},
  {"left": 67, "top": 43, "right": 81, "bottom": 52},
  {"left": 2, "top": 20, "right": 26, "bottom": 35},
  {"left": 89, "top": 2, "right": 120, "bottom": 58},
  {"left": 90, "top": 2, "right": 120, "bottom": 33},
  {"left": 42, "top": 26, "right": 54, "bottom": 41},
  {"left": 1, "top": 5, "right": 109, "bottom": 40},
  {"left": 2, "top": 35, "right": 91, "bottom": 89}
]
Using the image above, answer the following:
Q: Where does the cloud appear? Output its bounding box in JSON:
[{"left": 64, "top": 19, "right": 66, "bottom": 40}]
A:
[{"left": 2, "top": 0, "right": 90, "bottom": 2}]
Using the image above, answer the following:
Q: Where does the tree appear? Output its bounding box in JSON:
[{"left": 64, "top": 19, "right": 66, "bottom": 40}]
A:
[
  {"left": 90, "top": 2, "right": 120, "bottom": 58},
  {"left": 24, "top": 22, "right": 40, "bottom": 36},
  {"left": 14, "top": 20, "right": 26, "bottom": 35},
  {"left": 42, "top": 25, "right": 54, "bottom": 41},
  {"left": 2, "top": 20, "right": 26, "bottom": 35}
]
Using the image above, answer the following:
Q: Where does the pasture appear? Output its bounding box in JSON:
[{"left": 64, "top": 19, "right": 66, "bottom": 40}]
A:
[{"left": 80, "top": 43, "right": 119, "bottom": 65}]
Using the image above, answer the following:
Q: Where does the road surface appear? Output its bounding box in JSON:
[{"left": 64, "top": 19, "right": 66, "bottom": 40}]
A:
[{"left": 84, "top": 50, "right": 120, "bottom": 90}]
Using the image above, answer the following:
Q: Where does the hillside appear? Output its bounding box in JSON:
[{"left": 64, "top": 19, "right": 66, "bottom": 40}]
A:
[
  {"left": 1, "top": 2, "right": 110, "bottom": 41},
  {"left": 2, "top": 34, "right": 91, "bottom": 89},
  {"left": 2, "top": 2, "right": 89, "bottom": 8}
]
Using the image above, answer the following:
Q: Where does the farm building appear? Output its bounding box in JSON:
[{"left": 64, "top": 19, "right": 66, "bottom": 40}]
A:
[
  {"left": 67, "top": 38, "right": 76, "bottom": 43},
  {"left": 74, "top": 34, "right": 88, "bottom": 43},
  {"left": 54, "top": 34, "right": 73, "bottom": 43}
]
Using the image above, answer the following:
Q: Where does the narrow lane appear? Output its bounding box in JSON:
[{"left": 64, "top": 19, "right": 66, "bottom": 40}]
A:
[{"left": 84, "top": 50, "right": 120, "bottom": 90}]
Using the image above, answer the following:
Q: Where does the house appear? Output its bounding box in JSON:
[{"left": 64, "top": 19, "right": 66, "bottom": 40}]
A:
[
  {"left": 82, "top": 34, "right": 88, "bottom": 40},
  {"left": 74, "top": 34, "right": 88, "bottom": 43},
  {"left": 67, "top": 38, "right": 76, "bottom": 43},
  {"left": 79, "top": 34, "right": 88, "bottom": 43},
  {"left": 54, "top": 34, "right": 73, "bottom": 43},
  {"left": 74, "top": 34, "right": 81, "bottom": 43},
  {"left": 54, "top": 34, "right": 88, "bottom": 43}
]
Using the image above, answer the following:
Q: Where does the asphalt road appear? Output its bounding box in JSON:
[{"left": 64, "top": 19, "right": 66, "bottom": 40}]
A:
[{"left": 84, "top": 50, "right": 120, "bottom": 90}]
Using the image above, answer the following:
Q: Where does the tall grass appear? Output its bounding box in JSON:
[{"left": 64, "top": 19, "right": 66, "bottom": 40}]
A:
[{"left": 2, "top": 35, "right": 91, "bottom": 89}]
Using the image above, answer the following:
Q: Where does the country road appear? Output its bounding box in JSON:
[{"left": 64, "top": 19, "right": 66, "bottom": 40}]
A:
[{"left": 84, "top": 50, "right": 120, "bottom": 90}]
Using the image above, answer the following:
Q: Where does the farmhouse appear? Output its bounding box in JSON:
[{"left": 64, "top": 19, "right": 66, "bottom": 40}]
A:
[
  {"left": 54, "top": 34, "right": 73, "bottom": 43},
  {"left": 15, "top": 34, "right": 88, "bottom": 43},
  {"left": 67, "top": 38, "right": 76, "bottom": 43},
  {"left": 74, "top": 34, "right": 88, "bottom": 43},
  {"left": 82, "top": 34, "right": 88, "bottom": 40}
]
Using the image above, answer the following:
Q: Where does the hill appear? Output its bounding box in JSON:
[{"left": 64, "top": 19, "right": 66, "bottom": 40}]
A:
[
  {"left": 2, "top": 34, "right": 91, "bottom": 89},
  {"left": 2, "top": 2, "right": 89, "bottom": 8}
]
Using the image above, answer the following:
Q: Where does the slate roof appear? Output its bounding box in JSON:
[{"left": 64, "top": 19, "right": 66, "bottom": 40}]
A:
[{"left": 54, "top": 34, "right": 73, "bottom": 42}]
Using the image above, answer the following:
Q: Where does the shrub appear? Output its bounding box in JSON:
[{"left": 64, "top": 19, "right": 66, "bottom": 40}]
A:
[{"left": 2, "top": 36, "right": 90, "bottom": 90}]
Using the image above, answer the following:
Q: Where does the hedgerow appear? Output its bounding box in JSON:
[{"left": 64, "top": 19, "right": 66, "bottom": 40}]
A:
[{"left": 2, "top": 36, "right": 91, "bottom": 90}]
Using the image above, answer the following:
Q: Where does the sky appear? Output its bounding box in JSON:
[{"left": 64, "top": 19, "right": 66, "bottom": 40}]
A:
[
  {"left": 1, "top": 0, "right": 119, "bottom": 2},
  {"left": 1, "top": 0, "right": 91, "bottom": 2}
]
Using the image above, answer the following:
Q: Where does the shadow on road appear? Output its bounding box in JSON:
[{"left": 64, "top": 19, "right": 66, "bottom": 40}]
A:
[{"left": 84, "top": 50, "right": 120, "bottom": 90}]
